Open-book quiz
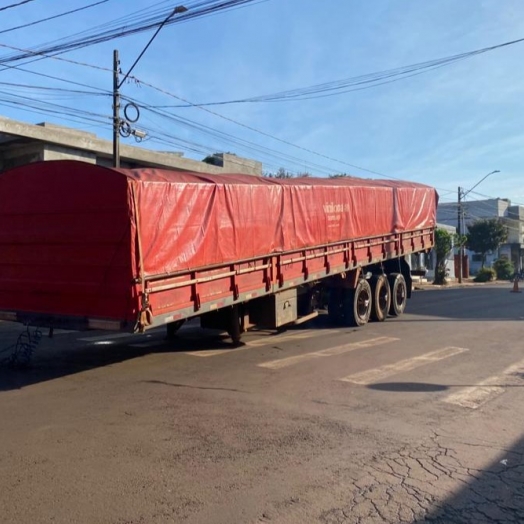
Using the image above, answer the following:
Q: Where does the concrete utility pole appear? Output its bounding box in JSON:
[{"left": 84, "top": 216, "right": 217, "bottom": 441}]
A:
[
  {"left": 457, "top": 186, "right": 463, "bottom": 283},
  {"left": 456, "top": 170, "right": 500, "bottom": 283},
  {"left": 112, "top": 5, "right": 188, "bottom": 168},
  {"left": 113, "top": 50, "right": 120, "bottom": 168}
]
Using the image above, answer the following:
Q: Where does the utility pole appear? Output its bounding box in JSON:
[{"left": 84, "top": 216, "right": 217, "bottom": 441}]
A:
[
  {"left": 456, "top": 171, "right": 500, "bottom": 284},
  {"left": 457, "top": 186, "right": 463, "bottom": 283},
  {"left": 113, "top": 50, "right": 120, "bottom": 168},
  {"left": 112, "top": 5, "right": 187, "bottom": 168}
]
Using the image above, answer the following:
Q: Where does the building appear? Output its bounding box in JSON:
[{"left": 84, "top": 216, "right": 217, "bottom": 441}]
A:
[
  {"left": 437, "top": 198, "right": 524, "bottom": 273},
  {"left": 0, "top": 116, "right": 262, "bottom": 176},
  {"left": 409, "top": 223, "right": 456, "bottom": 281}
]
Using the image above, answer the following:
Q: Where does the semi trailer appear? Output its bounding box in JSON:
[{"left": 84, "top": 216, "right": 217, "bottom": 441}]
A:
[{"left": 0, "top": 160, "right": 437, "bottom": 344}]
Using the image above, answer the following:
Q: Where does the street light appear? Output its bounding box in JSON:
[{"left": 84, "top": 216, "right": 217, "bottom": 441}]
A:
[
  {"left": 457, "top": 170, "right": 500, "bottom": 283},
  {"left": 112, "top": 5, "right": 188, "bottom": 168}
]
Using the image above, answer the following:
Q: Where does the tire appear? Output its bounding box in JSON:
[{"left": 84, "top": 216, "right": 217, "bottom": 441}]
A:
[
  {"left": 342, "top": 279, "right": 372, "bottom": 327},
  {"left": 370, "top": 275, "right": 391, "bottom": 322},
  {"left": 388, "top": 273, "right": 407, "bottom": 316}
]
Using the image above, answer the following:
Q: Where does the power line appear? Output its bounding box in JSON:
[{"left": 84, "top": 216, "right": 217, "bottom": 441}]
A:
[
  {"left": 128, "top": 76, "right": 413, "bottom": 181},
  {"left": 0, "top": 0, "right": 37, "bottom": 12},
  {"left": 0, "top": 60, "right": 111, "bottom": 93},
  {"left": 149, "top": 36, "right": 524, "bottom": 108},
  {"left": 0, "top": 40, "right": 407, "bottom": 180},
  {"left": 0, "top": 1, "right": 110, "bottom": 36},
  {"left": 0, "top": 80, "right": 106, "bottom": 97},
  {"left": 0, "top": 0, "right": 268, "bottom": 65}
]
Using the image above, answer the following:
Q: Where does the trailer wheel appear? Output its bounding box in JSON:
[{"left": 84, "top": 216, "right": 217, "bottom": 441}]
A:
[
  {"left": 370, "top": 275, "right": 391, "bottom": 322},
  {"left": 166, "top": 320, "right": 185, "bottom": 340},
  {"left": 388, "top": 273, "right": 407, "bottom": 316},
  {"left": 343, "top": 279, "right": 372, "bottom": 327}
]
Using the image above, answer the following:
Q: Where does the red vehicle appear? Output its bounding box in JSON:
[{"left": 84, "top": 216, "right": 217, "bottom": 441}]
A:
[{"left": 0, "top": 160, "right": 437, "bottom": 344}]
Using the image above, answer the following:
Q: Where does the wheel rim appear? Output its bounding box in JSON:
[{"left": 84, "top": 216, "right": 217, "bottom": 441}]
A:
[
  {"left": 378, "top": 285, "right": 389, "bottom": 311},
  {"left": 396, "top": 283, "right": 406, "bottom": 309},
  {"left": 357, "top": 288, "right": 371, "bottom": 319}
]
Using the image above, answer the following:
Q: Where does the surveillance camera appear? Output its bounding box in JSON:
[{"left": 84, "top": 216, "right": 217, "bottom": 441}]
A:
[{"left": 132, "top": 128, "right": 147, "bottom": 139}]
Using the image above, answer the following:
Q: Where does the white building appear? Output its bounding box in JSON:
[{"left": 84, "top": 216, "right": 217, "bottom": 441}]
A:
[{"left": 437, "top": 198, "right": 524, "bottom": 274}]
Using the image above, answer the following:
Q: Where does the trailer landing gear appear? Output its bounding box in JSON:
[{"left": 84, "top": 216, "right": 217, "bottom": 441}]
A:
[
  {"left": 166, "top": 320, "right": 185, "bottom": 341},
  {"left": 227, "top": 304, "right": 245, "bottom": 346}
]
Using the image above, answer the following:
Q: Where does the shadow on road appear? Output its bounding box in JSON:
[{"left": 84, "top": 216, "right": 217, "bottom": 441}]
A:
[
  {"left": 414, "top": 434, "right": 524, "bottom": 523},
  {"left": 0, "top": 314, "right": 344, "bottom": 392},
  {"left": 368, "top": 381, "right": 524, "bottom": 392},
  {"left": 0, "top": 327, "right": 238, "bottom": 392}
]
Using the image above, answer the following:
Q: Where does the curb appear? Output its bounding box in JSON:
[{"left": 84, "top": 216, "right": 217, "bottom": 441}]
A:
[{"left": 414, "top": 280, "right": 511, "bottom": 291}]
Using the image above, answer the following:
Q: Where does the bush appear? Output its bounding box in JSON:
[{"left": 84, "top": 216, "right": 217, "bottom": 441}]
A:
[
  {"left": 474, "top": 267, "right": 496, "bottom": 282},
  {"left": 493, "top": 258, "right": 514, "bottom": 280}
]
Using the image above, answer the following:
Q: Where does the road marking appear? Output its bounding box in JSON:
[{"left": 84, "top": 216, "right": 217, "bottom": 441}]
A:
[
  {"left": 258, "top": 336, "right": 399, "bottom": 370},
  {"left": 186, "top": 348, "right": 243, "bottom": 358},
  {"left": 185, "top": 329, "right": 338, "bottom": 358},
  {"left": 339, "top": 346, "right": 469, "bottom": 385},
  {"left": 246, "top": 329, "right": 336, "bottom": 348},
  {"left": 443, "top": 358, "right": 524, "bottom": 409}
]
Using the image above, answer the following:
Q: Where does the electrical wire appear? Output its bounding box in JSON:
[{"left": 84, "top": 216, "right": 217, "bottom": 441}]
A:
[
  {"left": 0, "top": 0, "right": 268, "bottom": 65},
  {"left": 0, "top": 1, "right": 110, "bottom": 36},
  {"left": 150, "top": 37, "right": 524, "bottom": 108},
  {"left": 0, "top": 0, "right": 37, "bottom": 12}
]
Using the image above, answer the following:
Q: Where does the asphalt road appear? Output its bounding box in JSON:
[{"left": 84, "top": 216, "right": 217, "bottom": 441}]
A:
[{"left": 0, "top": 283, "right": 523, "bottom": 524}]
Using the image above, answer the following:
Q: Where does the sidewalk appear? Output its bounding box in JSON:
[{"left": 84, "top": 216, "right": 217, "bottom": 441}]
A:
[{"left": 413, "top": 275, "right": 510, "bottom": 290}]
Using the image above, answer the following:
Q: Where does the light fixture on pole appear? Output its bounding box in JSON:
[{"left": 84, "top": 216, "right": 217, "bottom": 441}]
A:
[
  {"left": 112, "top": 5, "right": 188, "bottom": 168},
  {"left": 457, "top": 170, "right": 500, "bottom": 283}
]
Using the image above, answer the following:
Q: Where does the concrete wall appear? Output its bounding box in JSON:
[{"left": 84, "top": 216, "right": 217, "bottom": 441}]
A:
[{"left": 0, "top": 117, "right": 263, "bottom": 176}]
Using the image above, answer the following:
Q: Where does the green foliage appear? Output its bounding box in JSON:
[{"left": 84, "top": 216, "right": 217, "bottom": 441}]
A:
[
  {"left": 454, "top": 233, "right": 467, "bottom": 248},
  {"left": 329, "top": 173, "right": 351, "bottom": 178},
  {"left": 474, "top": 267, "right": 496, "bottom": 282},
  {"left": 466, "top": 218, "right": 508, "bottom": 267},
  {"left": 433, "top": 228, "right": 453, "bottom": 285},
  {"left": 493, "top": 258, "right": 514, "bottom": 280},
  {"left": 264, "top": 167, "right": 294, "bottom": 179}
]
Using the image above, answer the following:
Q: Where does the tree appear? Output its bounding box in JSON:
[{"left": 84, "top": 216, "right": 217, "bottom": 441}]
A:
[
  {"left": 433, "top": 228, "right": 453, "bottom": 285},
  {"left": 466, "top": 218, "right": 508, "bottom": 267},
  {"left": 264, "top": 167, "right": 294, "bottom": 179}
]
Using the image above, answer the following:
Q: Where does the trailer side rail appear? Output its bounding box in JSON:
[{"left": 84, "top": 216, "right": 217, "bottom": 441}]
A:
[{"left": 142, "top": 227, "right": 433, "bottom": 329}]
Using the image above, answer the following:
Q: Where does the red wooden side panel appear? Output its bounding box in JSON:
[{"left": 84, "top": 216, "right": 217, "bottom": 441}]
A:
[{"left": 145, "top": 229, "right": 435, "bottom": 324}]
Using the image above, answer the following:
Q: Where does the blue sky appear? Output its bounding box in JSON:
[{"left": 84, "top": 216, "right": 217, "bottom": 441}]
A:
[{"left": 1, "top": 0, "right": 523, "bottom": 205}]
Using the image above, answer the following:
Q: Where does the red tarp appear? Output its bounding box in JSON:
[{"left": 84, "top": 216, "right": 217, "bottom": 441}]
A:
[{"left": 0, "top": 160, "right": 438, "bottom": 321}]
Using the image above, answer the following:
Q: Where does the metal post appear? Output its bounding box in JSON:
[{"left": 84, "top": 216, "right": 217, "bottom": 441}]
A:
[
  {"left": 457, "top": 186, "right": 463, "bottom": 283},
  {"left": 112, "top": 49, "right": 120, "bottom": 168}
]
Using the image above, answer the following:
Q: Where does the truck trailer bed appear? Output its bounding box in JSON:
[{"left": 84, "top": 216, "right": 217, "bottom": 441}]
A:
[{"left": 0, "top": 161, "right": 437, "bottom": 331}]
